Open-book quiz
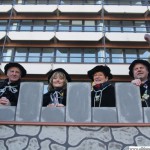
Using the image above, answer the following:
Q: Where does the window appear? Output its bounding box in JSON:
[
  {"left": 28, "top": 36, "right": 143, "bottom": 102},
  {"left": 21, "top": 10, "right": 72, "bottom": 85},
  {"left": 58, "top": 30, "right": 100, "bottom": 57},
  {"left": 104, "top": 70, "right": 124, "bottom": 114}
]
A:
[
  {"left": 135, "top": 21, "right": 146, "bottom": 32},
  {"left": 111, "top": 49, "right": 124, "bottom": 63},
  {"left": 122, "top": 21, "right": 134, "bottom": 32},
  {"left": 33, "top": 20, "right": 44, "bottom": 31},
  {"left": 125, "top": 49, "right": 137, "bottom": 63},
  {"left": 14, "top": 48, "right": 27, "bottom": 62},
  {"left": 3, "top": 48, "right": 14, "bottom": 62},
  {"left": 109, "top": 21, "right": 121, "bottom": 32},
  {"left": 139, "top": 49, "right": 150, "bottom": 60},
  {"left": 84, "top": 49, "right": 96, "bottom": 63},
  {"left": 56, "top": 48, "right": 68, "bottom": 62},
  {"left": 98, "top": 49, "right": 105, "bottom": 63},
  {"left": 84, "top": 21, "right": 95, "bottom": 32},
  {"left": 70, "top": 48, "right": 82, "bottom": 63},
  {"left": 58, "top": 20, "right": 70, "bottom": 31},
  {"left": 42, "top": 48, "right": 54, "bottom": 62},
  {"left": 28, "top": 48, "right": 41, "bottom": 62},
  {"left": 46, "top": 20, "right": 57, "bottom": 31},
  {"left": 0, "top": 20, "right": 7, "bottom": 31},
  {"left": 20, "top": 20, "right": 32, "bottom": 31},
  {"left": 71, "top": 20, "right": 82, "bottom": 31}
]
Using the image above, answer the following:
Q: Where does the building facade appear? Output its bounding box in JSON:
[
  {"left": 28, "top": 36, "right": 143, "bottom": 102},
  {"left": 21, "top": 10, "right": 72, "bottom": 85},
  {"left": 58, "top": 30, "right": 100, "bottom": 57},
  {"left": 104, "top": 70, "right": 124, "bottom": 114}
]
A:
[{"left": 0, "top": 0, "right": 150, "bottom": 87}]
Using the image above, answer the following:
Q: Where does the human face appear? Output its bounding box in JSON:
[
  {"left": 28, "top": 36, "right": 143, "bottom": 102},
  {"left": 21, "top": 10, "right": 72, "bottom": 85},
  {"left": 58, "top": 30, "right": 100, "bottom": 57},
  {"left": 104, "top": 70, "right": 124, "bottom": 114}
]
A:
[
  {"left": 52, "top": 75, "right": 65, "bottom": 88},
  {"left": 93, "top": 72, "right": 108, "bottom": 85},
  {"left": 7, "top": 67, "right": 21, "bottom": 83},
  {"left": 133, "top": 63, "right": 149, "bottom": 82}
]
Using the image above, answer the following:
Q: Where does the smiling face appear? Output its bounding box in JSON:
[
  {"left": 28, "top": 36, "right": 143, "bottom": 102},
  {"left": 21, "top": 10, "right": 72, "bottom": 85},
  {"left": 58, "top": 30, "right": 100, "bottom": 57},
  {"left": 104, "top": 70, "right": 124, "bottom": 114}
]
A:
[
  {"left": 93, "top": 71, "right": 108, "bottom": 85},
  {"left": 133, "top": 63, "right": 149, "bottom": 82},
  {"left": 50, "top": 72, "right": 67, "bottom": 89},
  {"left": 7, "top": 67, "right": 21, "bottom": 83}
]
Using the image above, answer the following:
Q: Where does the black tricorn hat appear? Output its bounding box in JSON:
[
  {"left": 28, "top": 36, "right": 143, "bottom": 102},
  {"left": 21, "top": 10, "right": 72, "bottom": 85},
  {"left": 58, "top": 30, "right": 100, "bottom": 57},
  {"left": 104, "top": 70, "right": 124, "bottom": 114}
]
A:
[
  {"left": 47, "top": 68, "right": 71, "bottom": 83},
  {"left": 4, "top": 63, "right": 27, "bottom": 77},
  {"left": 129, "top": 59, "right": 150, "bottom": 78},
  {"left": 87, "top": 65, "right": 113, "bottom": 81}
]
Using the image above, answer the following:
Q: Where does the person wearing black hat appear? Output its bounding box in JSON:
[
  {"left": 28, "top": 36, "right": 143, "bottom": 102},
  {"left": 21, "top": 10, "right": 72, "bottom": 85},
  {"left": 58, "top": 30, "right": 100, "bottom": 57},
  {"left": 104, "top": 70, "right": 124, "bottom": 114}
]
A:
[
  {"left": 43, "top": 68, "right": 71, "bottom": 107},
  {"left": 0, "top": 63, "right": 26, "bottom": 106},
  {"left": 87, "top": 65, "right": 115, "bottom": 107},
  {"left": 129, "top": 59, "right": 150, "bottom": 107}
]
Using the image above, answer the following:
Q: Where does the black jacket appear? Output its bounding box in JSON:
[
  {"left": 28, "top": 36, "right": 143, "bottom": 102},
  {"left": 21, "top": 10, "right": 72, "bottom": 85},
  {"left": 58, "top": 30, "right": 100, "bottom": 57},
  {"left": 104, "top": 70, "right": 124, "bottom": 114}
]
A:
[
  {"left": 140, "top": 80, "right": 150, "bottom": 107},
  {"left": 43, "top": 88, "right": 66, "bottom": 106},
  {"left": 91, "top": 82, "right": 116, "bottom": 107},
  {"left": 0, "top": 79, "right": 20, "bottom": 106}
]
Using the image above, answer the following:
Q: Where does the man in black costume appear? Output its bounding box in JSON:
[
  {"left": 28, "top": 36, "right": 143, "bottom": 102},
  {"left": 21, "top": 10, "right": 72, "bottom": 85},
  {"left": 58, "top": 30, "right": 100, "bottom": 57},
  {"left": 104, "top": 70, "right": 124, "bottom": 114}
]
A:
[{"left": 0, "top": 63, "right": 26, "bottom": 106}]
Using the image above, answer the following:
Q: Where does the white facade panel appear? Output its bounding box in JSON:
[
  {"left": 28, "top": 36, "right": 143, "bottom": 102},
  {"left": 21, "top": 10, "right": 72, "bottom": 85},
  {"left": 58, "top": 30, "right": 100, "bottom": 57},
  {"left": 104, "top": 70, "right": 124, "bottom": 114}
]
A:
[
  {"left": 0, "top": 32, "right": 6, "bottom": 40},
  {"left": 13, "top": 5, "right": 57, "bottom": 13},
  {"left": 7, "top": 32, "right": 55, "bottom": 41},
  {"left": 56, "top": 32, "right": 103, "bottom": 41},
  {"left": 106, "top": 33, "right": 146, "bottom": 42},
  {"left": 104, "top": 5, "right": 147, "bottom": 14},
  {"left": 58, "top": 5, "right": 102, "bottom": 13},
  {"left": 0, "top": 5, "right": 12, "bottom": 12}
]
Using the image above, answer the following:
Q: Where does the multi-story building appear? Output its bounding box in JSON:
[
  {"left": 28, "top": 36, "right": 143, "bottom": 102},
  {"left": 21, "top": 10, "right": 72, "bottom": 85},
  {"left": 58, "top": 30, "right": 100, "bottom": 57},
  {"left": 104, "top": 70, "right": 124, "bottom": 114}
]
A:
[{"left": 0, "top": 0, "right": 149, "bottom": 90}]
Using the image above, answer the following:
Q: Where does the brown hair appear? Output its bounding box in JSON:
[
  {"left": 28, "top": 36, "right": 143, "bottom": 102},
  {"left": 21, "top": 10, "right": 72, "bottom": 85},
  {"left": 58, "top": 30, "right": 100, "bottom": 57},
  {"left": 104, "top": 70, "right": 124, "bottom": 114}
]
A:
[{"left": 48, "top": 71, "right": 67, "bottom": 91}]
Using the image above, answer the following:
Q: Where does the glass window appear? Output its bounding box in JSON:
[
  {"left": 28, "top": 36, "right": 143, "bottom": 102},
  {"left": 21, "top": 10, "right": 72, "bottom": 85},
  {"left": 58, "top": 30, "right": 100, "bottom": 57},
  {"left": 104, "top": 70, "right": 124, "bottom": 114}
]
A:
[
  {"left": 125, "top": 49, "right": 137, "bottom": 63},
  {"left": 33, "top": 20, "right": 44, "bottom": 31},
  {"left": 111, "top": 49, "right": 124, "bottom": 63},
  {"left": 139, "top": 49, "right": 150, "bottom": 60},
  {"left": 0, "top": 20, "right": 7, "bottom": 31},
  {"left": 109, "top": 21, "right": 121, "bottom": 32},
  {"left": 84, "top": 49, "right": 96, "bottom": 63},
  {"left": 10, "top": 20, "right": 20, "bottom": 31},
  {"left": 96, "top": 21, "right": 103, "bottom": 32},
  {"left": 71, "top": 20, "right": 82, "bottom": 31},
  {"left": 60, "top": 0, "right": 70, "bottom": 4},
  {"left": 42, "top": 48, "right": 54, "bottom": 62},
  {"left": 120, "top": 0, "right": 130, "bottom": 5},
  {"left": 122, "top": 21, "right": 134, "bottom": 32},
  {"left": 24, "top": 0, "right": 36, "bottom": 4},
  {"left": 3, "top": 48, "right": 14, "bottom": 62},
  {"left": 47, "top": 0, "right": 58, "bottom": 4},
  {"left": 98, "top": 49, "right": 105, "bottom": 63},
  {"left": 37, "top": 0, "right": 48, "bottom": 4},
  {"left": 72, "top": 0, "right": 83, "bottom": 4},
  {"left": 1, "top": 0, "right": 12, "bottom": 4},
  {"left": 20, "top": 20, "right": 32, "bottom": 31},
  {"left": 58, "top": 20, "right": 70, "bottom": 31},
  {"left": 14, "top": 48, "right": 27, "bottom": 62},
  {"left": 56, "top": 48, "right": 68, "bottom": 62},
  {"left": 70, "top": 48, "right": 82, "bottom": 63},
  {"left": 135, "top": 21, "right": 146, "bottom": 32},
  {"left": 131, "top": 0, "right": 142, "bottom": 5},
  {"left": 105, "top": 0, "right": 119, "bottom": 5},
  {"left": 46, "top": 20, "right": 57, "bottom": 31},
  {"left": 28, "top": 48, "right": 41, "bottom": 62},
  {"left": 84, "top": 21, "right": 95, "bottom": 32}
]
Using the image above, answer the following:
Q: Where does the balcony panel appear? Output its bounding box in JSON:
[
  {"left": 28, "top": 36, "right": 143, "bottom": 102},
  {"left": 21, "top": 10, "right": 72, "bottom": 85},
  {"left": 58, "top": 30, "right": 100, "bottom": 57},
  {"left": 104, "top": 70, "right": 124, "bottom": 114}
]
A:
[
  {"left": 7, "top": 32, "right": 55, "bottom": 41},
  {"left": 106, "top": 33, "right": 146, "bottom": 42},
  {"left": 0, "top": 5, "right": 12, "bottom": 13},
  {"left": 13, "top": 5, "right": 57, "bottom": 13},
  {"left": 58, "top": 5, "right": 102, "bottom": 13},
  {"left": 0, "top": 32, "right": 6, "bottom": 40},
  {"left": 104, "top": 5, "right": 147, "bottom": 14},
  {"left": 56, "top": 32, "right": 103, "bottom": 41}
]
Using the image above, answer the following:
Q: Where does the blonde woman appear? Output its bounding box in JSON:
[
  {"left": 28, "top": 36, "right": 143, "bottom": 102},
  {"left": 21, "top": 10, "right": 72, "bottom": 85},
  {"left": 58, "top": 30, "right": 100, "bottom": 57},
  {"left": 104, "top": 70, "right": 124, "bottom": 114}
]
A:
[{"left": 43, "top": 68, "right": 71, "bottom": 107}]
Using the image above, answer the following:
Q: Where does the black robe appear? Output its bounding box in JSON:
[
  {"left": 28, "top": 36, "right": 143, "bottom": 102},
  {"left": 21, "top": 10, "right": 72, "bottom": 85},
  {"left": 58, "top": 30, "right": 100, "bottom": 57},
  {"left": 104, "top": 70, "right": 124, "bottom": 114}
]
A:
[
  {"left": 91, "top": 82, "right": 116, "bottom": 107},
  {"left": 43, "top": 88, "right": 66, "bottom": 107},
  {"left": 0, "top": 79, "right": 20, "bottom": 106},
  {"left": 140, "top": 80, "right": 150, "bottom": 107}
]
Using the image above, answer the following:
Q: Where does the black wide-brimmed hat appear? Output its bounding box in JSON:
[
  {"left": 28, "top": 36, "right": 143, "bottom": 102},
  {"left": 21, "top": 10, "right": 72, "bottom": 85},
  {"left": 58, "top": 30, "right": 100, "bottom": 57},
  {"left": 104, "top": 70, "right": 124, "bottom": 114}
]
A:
[
  {"left": 4, "top": 63, "right": 27, "bottom": 77},
  {"left": 87, "top": 65, "right": 113, "bottom": 81},
  {"left": 129, "top": 59, "right": 150, "bottom": 78},
  {"left": 47, "top": 68, "right": 71, "bottom": 83}
]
